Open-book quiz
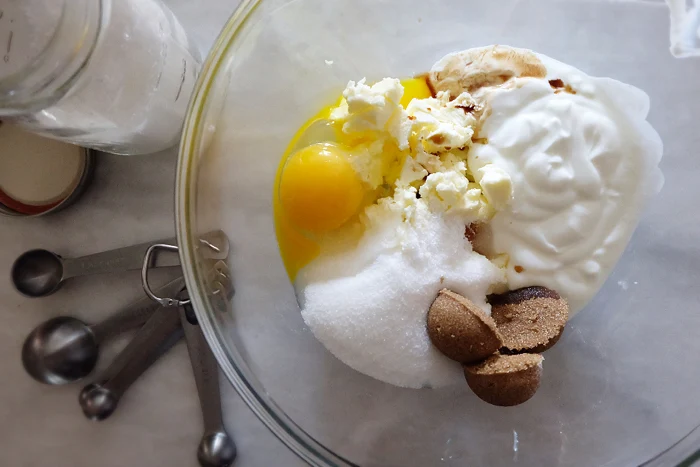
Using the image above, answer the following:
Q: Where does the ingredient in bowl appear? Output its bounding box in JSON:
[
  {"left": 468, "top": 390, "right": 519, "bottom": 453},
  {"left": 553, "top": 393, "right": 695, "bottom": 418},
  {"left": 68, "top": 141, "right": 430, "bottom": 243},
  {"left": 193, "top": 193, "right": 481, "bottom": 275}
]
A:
[
  {"left": 429, "top": 288, "right": 562, "bottom": 405},
  {"left": 284, "top": 73, "right": 514, "bottom": 388},
  {"left": 489, "top": 286, "right": 569, "bottom": 354},
  {"left": 464, "top": 353, "right": 543, "bottom": 407},
  {"left": 427, "top": 289, "right": 502, "bottom": 363},
  {"left": 297, "top": 206, "right": 503, "bottom": 389},
  {"left": 430, "top": 46, "right": 546, "bottom": 97},
  {"left": 433, "top": 46, "right": 664, "bottom": 314},
  {"left": 273, "top": 77, "right": 434, "bottom": 282},
  {"left": 279, "top": 143, "right": 365, "bottom": 233},
  {"left": 274, "top": 44, "right": 663, "bottom": 391}
]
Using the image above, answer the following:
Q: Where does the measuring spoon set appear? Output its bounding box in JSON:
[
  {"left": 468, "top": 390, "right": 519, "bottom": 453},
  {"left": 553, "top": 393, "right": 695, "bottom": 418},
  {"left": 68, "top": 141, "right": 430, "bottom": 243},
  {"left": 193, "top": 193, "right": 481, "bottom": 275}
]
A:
[{"left": 14, "top": 232, "right": 236, "bottom": 467}]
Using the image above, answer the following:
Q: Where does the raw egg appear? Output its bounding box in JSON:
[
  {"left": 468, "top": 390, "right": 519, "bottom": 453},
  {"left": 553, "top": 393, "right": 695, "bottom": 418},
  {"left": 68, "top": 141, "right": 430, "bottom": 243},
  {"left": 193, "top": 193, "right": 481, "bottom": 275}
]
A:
[
  {"left": 279, "top": 143, "right": 364, "bottom": 233},
  {"left": 274, "top": 76, "right": 433, "bottom": 281}
]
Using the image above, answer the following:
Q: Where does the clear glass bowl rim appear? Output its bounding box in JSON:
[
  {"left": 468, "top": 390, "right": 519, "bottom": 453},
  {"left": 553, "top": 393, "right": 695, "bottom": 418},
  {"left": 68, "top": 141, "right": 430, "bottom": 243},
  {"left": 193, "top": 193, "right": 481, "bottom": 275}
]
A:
[{"left": 175, "top": 0, "right": 700, "bottom": 465}]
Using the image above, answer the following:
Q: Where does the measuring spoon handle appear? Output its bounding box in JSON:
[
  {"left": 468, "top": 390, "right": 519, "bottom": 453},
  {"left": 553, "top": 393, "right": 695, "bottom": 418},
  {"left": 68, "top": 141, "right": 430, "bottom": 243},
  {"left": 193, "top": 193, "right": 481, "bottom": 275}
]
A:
[
  {"left": 61, "top": 230, "right": 228, "bottom": 280},
  {"left": 180, "top": 306, "right": 225, "bottom": 431},
  {"left": 89, "top": 277, "right": 186, "bottom": 342},
  {"left": 180, "top": 305, "right": 237, "bottom": 467},
  {"left": 61, "top": 236, "right": 180, "bottom": 280},
  {"left": 79, "top": 306, "right": 183, "bottom": 421}
]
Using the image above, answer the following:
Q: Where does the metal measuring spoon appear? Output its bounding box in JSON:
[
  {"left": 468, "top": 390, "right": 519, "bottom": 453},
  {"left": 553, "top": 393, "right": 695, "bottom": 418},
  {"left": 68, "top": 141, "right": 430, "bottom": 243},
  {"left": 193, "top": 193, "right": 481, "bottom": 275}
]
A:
[
  {"left": 21, "top": 278, "right": 185, "bottom": 385},
  {"left": 12, "top": 230, "right": 229, "bottom": 298},
  {"left": 79, "top": 304, "right": 183, "bottom": 421},
  {"left": 180, "top": 302, "right": 236, "bottom": 467},
  {"left": 11, "top": 236, "right": 182, "bottom": 298}
]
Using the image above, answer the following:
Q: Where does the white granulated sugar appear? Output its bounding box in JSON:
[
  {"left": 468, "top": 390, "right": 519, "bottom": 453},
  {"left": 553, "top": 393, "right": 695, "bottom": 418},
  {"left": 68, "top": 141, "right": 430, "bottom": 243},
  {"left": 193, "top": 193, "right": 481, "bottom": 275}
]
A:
[{"left": 296, "top": 201, "right": 504, "bottom": 389}]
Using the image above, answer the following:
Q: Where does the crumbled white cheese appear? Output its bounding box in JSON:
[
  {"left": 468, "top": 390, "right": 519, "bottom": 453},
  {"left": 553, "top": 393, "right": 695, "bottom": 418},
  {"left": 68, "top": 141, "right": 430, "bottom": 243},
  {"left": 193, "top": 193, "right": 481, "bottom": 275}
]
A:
[
  {"left": 329, "top": 78, "right": 511, "bottom": 225},
  {"left": 406, "top": 91, "right": 477, "bottom": 153},
  {"left": 364, "top": 185, "right": 421, "bottom": 228},
  {"left": 419, "top": 171, "right": 494, "bottom": 222},
  {"left": 347, "top": 139, "right": 387, "bottom": 189},
  {"left": 398, "top": 155, "right": 428, "bottom": 186},
  {"left": 476, "top": 164, "right": 513, "bottom": 210},
  {"left": 414, "top": 146, "right": 469, "bottom": 175},
  {"left": 332, "top": 78, "right": 411, "bottom": 150}
]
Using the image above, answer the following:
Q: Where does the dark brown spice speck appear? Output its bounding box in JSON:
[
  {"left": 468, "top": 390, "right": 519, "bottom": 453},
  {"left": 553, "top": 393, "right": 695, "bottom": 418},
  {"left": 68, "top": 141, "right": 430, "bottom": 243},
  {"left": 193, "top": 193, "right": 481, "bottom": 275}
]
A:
[
  {"left": 455, "top": 104, "right": 476, "bottom": 113},
  {"left": 549, "top": 79, "right": 564, "bottom": 88}
]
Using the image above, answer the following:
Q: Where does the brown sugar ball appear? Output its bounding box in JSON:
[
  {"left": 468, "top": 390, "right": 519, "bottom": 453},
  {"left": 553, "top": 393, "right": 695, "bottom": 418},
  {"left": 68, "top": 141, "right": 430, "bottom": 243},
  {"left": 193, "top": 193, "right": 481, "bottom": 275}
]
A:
[
  {"left": 464, "top": 353, "right": 543, "bottom": 406},
  {"left": 489, "top": 286, "right": 569, "bottom": 354},
  {"left": 427, "top": 289, "right": 503, "bottom": 364}
]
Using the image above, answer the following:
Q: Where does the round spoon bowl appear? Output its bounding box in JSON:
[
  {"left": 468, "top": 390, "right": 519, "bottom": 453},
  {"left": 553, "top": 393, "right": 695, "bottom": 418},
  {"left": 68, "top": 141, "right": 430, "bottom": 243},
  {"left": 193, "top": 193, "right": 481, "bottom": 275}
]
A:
[
  {"left": 79, "top": 383, "right": 118, "bottom": 421},
  {"left": 22, "top": 316, "right": 98, "bottom": 384},
  {"left": 12, "top": 249, "right": 64, "bottom": 298},
  {"left": 197, "top": 431, "right": 237, "bottom": 467}
]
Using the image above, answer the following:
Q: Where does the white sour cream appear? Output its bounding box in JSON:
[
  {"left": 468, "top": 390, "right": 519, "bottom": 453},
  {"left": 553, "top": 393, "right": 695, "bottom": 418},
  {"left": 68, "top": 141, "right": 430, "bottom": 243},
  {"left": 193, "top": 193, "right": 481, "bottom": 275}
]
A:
[{"left": 469, "top": 55, "right": 663, "bottom": 313}]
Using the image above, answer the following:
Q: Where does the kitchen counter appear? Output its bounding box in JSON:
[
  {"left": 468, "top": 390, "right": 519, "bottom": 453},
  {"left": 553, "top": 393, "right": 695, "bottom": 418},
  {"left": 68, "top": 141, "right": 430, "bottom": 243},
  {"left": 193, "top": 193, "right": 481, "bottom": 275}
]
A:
[{"left": 0, "top": 1, "right": 305, "bottom": 465}]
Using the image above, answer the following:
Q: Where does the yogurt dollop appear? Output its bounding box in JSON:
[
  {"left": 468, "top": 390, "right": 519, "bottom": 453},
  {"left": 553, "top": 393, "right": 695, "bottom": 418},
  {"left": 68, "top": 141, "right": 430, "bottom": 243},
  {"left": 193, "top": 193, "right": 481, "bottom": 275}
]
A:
[{"left": 468, "top": 55, "right": 663, "bottom": 313}]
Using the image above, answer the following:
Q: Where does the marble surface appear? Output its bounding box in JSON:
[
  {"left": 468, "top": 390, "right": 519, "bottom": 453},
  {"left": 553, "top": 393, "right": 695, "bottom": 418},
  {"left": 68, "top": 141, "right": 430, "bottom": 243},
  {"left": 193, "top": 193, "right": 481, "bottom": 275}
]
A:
[
  {"left": 0, "top": 153, "right": 304, "bottom": 467},
  {"left": 0, "top": 1, "right": 304, "bottom": 466}
]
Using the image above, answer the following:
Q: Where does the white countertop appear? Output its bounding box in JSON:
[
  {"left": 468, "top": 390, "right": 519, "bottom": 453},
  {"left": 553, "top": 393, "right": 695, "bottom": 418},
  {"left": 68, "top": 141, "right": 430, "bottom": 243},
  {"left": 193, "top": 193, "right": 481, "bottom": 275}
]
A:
[{"left": 0, "top": 1, "right": 305, "bottom": 465}]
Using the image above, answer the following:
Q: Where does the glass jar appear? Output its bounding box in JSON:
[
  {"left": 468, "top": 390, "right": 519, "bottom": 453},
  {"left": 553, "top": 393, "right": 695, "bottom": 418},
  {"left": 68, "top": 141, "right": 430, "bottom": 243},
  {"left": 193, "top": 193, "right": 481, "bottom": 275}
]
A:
[{"left": 0, "top": 0, "right": 201, "bottom": 155}]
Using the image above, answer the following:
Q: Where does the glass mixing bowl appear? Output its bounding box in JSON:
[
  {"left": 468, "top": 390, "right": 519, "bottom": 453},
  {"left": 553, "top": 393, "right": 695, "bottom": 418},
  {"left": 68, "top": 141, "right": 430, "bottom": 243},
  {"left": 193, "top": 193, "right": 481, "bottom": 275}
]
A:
[{"left": 175, "top": 0, "right": 700, "bottom": 465}]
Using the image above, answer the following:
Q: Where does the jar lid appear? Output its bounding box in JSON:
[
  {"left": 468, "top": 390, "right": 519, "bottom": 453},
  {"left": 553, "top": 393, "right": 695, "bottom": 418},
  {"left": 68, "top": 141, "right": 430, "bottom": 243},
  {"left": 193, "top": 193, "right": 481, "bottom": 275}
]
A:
[{"left": 0, "top": 121, "right": 94, "bottom": 217}]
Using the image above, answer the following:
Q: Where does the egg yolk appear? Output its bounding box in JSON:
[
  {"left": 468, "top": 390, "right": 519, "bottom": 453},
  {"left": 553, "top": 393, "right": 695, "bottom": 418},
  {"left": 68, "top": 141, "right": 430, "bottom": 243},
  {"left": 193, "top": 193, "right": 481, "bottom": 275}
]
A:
[
  {"left": 279, "top": 143, "right": 364, "bottom": 233},
  {"left": 400, "top": 77, "right": 433, "bottom": 108},
  {"left": 274, "top": 76, "right": 434, "bottom": 281}
]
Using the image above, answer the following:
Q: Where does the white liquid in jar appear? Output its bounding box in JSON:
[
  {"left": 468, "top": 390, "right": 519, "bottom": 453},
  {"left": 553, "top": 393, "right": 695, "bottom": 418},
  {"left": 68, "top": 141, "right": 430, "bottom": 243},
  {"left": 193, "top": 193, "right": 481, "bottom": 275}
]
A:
[
  {"left": 1, "top": 0, "right": 200, "bottom": 155},
  {"left": 0, "top": 0, "right": 64, "bottom": 78}
]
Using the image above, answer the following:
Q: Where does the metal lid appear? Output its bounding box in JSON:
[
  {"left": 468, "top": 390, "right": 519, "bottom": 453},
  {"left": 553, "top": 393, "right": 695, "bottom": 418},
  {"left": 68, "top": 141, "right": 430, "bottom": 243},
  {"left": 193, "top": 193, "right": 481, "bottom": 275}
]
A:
[{"left": 0, "top": 122, "right": 96, "bottom": 217}]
